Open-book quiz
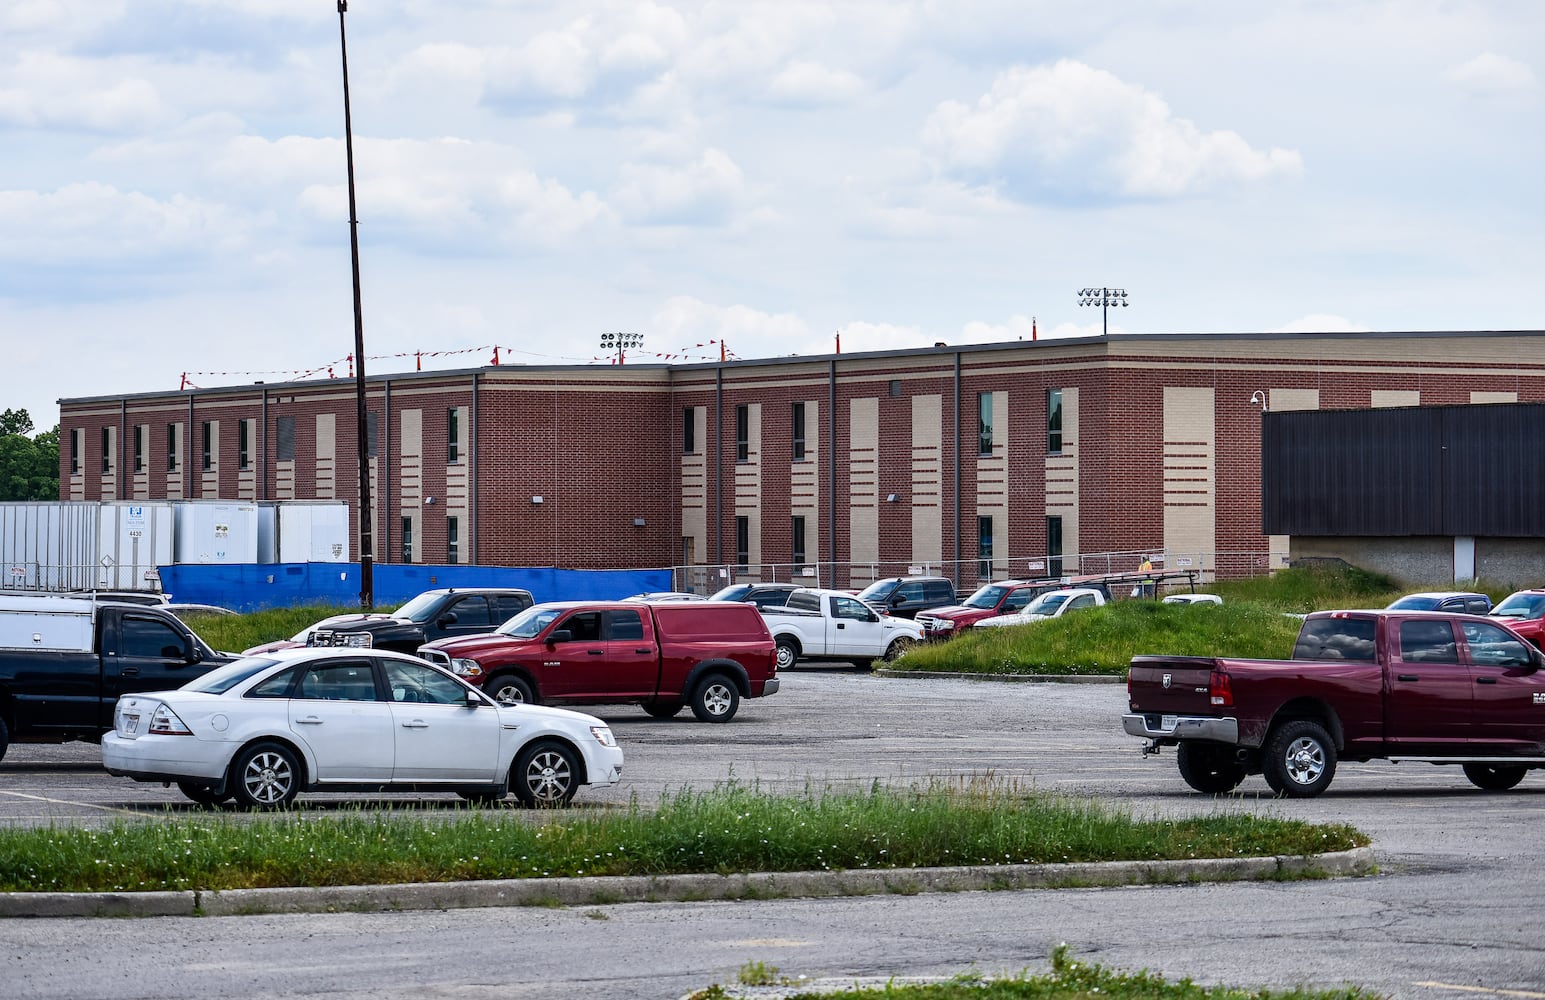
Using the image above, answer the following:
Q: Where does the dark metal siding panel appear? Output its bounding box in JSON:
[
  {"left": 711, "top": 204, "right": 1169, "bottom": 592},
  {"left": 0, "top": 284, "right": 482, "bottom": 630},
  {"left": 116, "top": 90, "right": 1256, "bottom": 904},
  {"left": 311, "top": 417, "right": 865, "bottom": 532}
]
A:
[{"left": 1263, "top": 403, "right": 1545, "bottom": 538}]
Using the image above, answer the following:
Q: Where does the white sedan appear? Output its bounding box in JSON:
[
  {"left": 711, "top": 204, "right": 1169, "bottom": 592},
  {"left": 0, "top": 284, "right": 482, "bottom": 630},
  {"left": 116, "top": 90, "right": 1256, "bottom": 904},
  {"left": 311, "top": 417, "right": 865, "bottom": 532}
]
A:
[
  {"left": 973, "top": 588, "right": 1108, "bottom": 628},
  {"left": 101, "top": 647, "right": 624, "bottom": 810}
]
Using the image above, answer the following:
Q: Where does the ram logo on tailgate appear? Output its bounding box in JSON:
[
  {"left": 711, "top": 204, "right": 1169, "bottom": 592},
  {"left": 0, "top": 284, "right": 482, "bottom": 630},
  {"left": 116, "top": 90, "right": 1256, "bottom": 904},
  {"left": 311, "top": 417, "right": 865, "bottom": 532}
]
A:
[{"left": 1162, "top": 673, "right": 1172, "bottom": 689}]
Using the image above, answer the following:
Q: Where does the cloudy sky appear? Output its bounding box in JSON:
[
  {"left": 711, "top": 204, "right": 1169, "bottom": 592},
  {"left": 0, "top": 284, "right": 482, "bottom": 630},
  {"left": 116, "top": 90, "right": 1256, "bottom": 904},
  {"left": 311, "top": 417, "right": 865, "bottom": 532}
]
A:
[{"left": 3, "top": 0, "right": 1541, "bottom": 431}]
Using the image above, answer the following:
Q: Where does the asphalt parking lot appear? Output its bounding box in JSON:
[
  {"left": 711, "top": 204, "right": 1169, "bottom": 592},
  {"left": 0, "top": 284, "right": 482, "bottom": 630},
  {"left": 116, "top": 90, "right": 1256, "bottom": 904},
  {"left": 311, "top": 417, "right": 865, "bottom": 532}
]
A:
[{"left": 3, "top": 667, "right": 1544, "bottom": 1000}]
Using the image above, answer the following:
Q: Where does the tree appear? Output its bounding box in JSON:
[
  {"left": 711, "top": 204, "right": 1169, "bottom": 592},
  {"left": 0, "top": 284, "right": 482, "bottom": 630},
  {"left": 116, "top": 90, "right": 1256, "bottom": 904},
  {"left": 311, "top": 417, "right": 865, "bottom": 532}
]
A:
[{"left": 0, "top": 410, "right": 59, "bottom": 501}]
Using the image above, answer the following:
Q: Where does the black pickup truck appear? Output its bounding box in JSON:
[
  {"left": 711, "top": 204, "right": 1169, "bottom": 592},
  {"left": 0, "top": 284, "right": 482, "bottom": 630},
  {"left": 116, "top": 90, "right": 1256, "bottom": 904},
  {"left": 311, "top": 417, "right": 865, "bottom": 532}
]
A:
[
  {"left": 0, "top": 599, "right": 231, "bottom": 762},
  {"left": 244, "top": 588, "right": 537, "bottom": 656}
]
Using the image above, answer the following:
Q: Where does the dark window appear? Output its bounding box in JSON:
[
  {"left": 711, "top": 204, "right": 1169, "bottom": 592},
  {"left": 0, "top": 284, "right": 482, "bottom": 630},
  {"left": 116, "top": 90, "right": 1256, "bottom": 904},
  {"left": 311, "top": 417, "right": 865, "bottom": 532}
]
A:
[
  {"left": 735, "top": 515, "right": 749, "bottom": 570},
  {"left": 447, "top": 408, "right": 460, "bottom": 463},
  {"left": 1461, "top": 620, "right": 1534, "bottom": 667},
  {"left": 238, "top": 420, "right": 251, "bottom": 470},
  {"left": 1047, "top": 515, "right": 1063, "bottom": 578},
  {"left": 560, "top": 611, "right": 602, "bottom": 641},
  {"left": 445, "top": 596, "right": 493, "bottom": 627},
  {"left": 607, "top": 609, "right": 644, "bottom": 641},
  {"left": 201, "top": 421, "right": 213, "bottom": 471},
  {"left": 70, "top": 428, "right": 81, "bottom": 474},
  {"left": 1399, "top": 620, "right": 1459, "bottom": 664},
  {"left": 248, "top": 667, "right": 301, "bottom": 699},
  {"left": 366, "top": 411, "right": 378, "bottom": 459},
  {"left": 1048, "top": 388, "right": 1063, "bottom": 454},
  {"left": 383, "top": 658, "right": 467, "bottom": 705},
  {"left": 1292, "top": 618, "right": 1378, "bottom": 661},
  {"left": 101, "top": 427, "right": 111, "bottom": 474},
  {"left": 297, "top": 661, "right": 379, "bottom": 702},
  {"left": 978, "top": 392, "right": 993, "bottom": 455},
  {"left": 682, "top": 408, "right": 696, "bottom": 454},
  {"left": 275, "top": 415, "right": 295, "bottom": 462},
  {"left": 792, "top": 515, "right": 806, "bottom": 566},
  {"left": 889, "top": 380, "right": 901, "bottom": 397},
  {"left": 792, "top": 402, "right": 806, "bottom": 460},
  {"left": 119, "top": 616, "right": 185, "bottom": 659},
  {"left": 978, "top": 515, "right": 993, "bottom": 578},
  {"left": 133, "top": 425, "right": 144, "bottom": 473},
  {"left": 166, "top": 423, "right": 178, "bottom": 472},
  {"left": 447, "top": 516, "right": 460, "bottom": 563},
  {"left": 492, "top": 594, "right": 533, "bottom": 621},
  {"left": 736, "top": 405, "right": 749, "bottom": 463},
  {"left": 401, "top": 516, "right": 413, "bottom": 563}
]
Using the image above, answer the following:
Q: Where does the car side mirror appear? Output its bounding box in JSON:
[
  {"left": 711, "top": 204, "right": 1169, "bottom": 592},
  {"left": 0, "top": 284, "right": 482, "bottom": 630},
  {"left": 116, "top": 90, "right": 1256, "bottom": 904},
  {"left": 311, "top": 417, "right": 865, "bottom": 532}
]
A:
[
  {"left": 186, "top": 642, "right": 203, "bottom": 665},
  {"left": 438, "top": 612, "right": 458, "bottom": 627},
  {"left": 548, "top": 629, "right": 574, "bottom": 645},
  {"left": 466, "top": 687, "right": 483, "bottom": 707},
  {"left": 889, "top": 594, "right": 905, "bottom": 606}
]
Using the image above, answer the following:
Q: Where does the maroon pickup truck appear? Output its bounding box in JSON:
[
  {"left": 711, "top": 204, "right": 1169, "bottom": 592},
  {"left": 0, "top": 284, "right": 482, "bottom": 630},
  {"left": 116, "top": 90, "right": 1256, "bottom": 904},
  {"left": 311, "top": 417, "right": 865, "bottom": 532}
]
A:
[
  {"left": 1124, "top": 610, "right": 1545, "bottom": 797},
  {"left": 418, "top": 600, "right": 778, "bottom": 723}
]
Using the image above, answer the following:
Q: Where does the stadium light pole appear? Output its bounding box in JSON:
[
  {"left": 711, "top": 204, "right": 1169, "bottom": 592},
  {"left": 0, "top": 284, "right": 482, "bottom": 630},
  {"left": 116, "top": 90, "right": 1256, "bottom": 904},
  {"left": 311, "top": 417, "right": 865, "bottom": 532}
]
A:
[
  {"left": 337, "top": 0, "right": 373, "bottom": 609},
  {"left": 600, "top": 332, "right": 645, "bottom": 364},
  {"left": 1077, "top": 287, "right": 1128, "bottom": 337}
]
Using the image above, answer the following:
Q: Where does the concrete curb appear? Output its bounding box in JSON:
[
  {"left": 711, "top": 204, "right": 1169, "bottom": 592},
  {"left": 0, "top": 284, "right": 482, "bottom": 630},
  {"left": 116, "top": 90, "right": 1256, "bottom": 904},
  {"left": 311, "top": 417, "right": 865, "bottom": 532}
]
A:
[
  {"left": 875, "top": 668, "right": 1125, "bottom": 683},
  {"left": 0, "top": 847, "right": 1375, "bottom": 919}
]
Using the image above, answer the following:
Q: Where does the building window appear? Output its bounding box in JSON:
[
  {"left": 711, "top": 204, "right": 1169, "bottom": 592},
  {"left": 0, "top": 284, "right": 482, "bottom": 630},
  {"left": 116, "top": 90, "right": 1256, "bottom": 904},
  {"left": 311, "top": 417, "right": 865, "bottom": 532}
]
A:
[
  {"left": 735, "top": 405, "right": 749, "bottom": 463},
  {"left": 735, "top": 515, "right": 749, "bottom": 570},
  {"left": 447, "top": 516, "right": 460, "bottom": 564},
  {"left": 447, "top": 408, "right": 459, "bottom": 463},
  {"left": 792, "top": 515, "right": 806, "bottom": 566},
  {"left": 791, "top": 402, "right": 806, "bottom": 461},
  {"left": 201, "top": 421, "right": 213, "bottom": 471},
  {"left": 366, "top": 411, "right": 379, "bottom": 458},
  {"left": 977, "top": 515, "right": 993, "bottom": 579},
  {"left": 889, "top": 380, "right": 901, "bottom": 397},
  {"left": 276, "top": 416, "right": 295, "bottom": 462},
  {"left": 978, "top": 392, "right": 993, "bottom": 455},
  {"left": 682, "top": 408, "right": 696, "bottom": 454},
  {"left": 70, "top": 428, "right": 82, "bottom": 474},
  {"left": 401, "top": 516, "right": 413, "bottom": 563},
  {"left": 133, "top": 425, "right": 145, "bottom": 473},
  {"left": 1048, "top": 388, "right": 1063, "bottom": 454},
  {"left": 1047, "top": 515, "right": 1063, "bottom": 578},
  {"left": 238, "top": 420, "right": 251, "bottom": 470},
  {"left": 101, "top": 427, "right": 112, "bottom": 474},
  {"left": 166, "top": 424, "right": 178, "bottom": 472}
]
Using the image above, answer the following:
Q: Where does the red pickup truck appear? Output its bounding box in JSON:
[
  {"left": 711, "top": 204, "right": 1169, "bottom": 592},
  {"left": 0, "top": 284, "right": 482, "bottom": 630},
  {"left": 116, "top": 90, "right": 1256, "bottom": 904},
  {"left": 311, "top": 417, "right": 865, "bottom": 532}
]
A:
[
  {"left": 1124, "top": 610, "right": 1545, "bottom": 797},
  {"left": 418, "top": 600, "right": 778, "bottom": 723}
]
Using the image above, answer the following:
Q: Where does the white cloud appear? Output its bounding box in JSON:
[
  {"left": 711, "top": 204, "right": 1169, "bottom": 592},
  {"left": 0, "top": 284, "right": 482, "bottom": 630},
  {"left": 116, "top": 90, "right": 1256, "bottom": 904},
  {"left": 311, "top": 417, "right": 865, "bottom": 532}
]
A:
[
  {"left": 922, "top": 60, "right": 1303, "bottom": 202},
  {"left": 611, "top": 149, "right": 747, "bottom": 225},
  {"left": 651, "top": 296, "right": 811, "bottom": 358},
  {"left": 768, "top": 61, "right": 866, "bottom": 107},
  {"left": 0, "top": 182, "right": 249, "bottom": 263},
  {"left": 0, "top": 52, "right": 169, "bottom": 132},
  {"left": 1443, "top": 52, "right": 1537, "bottom": 96},
  {"left": 1272, "top": 314, "right": 1368, "bottom": 334}
]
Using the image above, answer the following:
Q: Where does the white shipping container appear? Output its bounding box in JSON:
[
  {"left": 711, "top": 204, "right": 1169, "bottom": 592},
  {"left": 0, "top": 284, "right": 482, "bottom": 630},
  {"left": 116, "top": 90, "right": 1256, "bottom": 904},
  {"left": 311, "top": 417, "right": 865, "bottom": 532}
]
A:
[
  {"left": 96, "top": 503, "right": 174, "bottom": 591},
  {"left": 280, "top": 502, "right": 350, "bottom": 563},
  {"left": 173, "top": 502, "right": 261, "bottom": 565},
  {"left": 0, "top": 502, "right": 173, "bottom": 593},
  {"left": 0, "top": 595, "right": 96, "bottom": 651}
]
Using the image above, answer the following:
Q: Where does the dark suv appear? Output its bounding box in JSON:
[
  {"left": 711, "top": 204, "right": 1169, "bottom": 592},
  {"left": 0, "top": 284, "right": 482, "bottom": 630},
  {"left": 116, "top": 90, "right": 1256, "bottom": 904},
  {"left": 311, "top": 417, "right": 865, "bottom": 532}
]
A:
[
  {"left": 854, "top": 576, "right": 958, "bottom": 619},
  {"left": 709, "top": 582, "right": 803, "bottom": 610}
]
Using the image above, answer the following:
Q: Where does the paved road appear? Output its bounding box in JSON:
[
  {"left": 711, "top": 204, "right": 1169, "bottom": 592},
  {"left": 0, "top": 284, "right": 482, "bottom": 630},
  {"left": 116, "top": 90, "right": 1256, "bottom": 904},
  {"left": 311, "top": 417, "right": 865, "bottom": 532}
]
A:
[{"left": 3, "top": 667, "right": 1544, "bottom": 999}]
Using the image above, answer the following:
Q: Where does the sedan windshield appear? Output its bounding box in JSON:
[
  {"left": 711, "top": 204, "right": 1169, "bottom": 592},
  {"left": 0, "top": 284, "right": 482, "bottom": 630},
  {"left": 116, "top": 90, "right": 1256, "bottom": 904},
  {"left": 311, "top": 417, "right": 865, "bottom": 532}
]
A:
[
  {"left": 710, "top": 585, "right": 753, "bottom": 602},
  {"left": 1492, "top": 593, "right": 1545, "bottom": 619},
  {"left": 497, "top": 606, "right": 565, "bottom": 639},
  {"left": 182, "top": 657, "right": 281, "bottom": 694},
  {"left": 1024, "top": 592, "right": 1071, "bottom": 616}
]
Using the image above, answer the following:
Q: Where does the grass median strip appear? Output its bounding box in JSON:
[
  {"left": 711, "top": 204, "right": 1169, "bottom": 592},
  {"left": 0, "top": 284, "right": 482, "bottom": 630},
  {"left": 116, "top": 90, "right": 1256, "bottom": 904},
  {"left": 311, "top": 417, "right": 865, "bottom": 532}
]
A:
[{"left": 0, "top": 780, "right": 1366, "bottom": 894}]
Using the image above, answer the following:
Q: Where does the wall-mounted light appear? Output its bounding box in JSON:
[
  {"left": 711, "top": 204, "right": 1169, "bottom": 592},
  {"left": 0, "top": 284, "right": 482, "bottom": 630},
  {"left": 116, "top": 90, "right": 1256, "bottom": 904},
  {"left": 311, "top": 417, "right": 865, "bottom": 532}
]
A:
[
  {"left": 531, "top": 496, "right": 544, "bottom": 504},
  {"left": 633, "top": 517, "right": 646, "bottom": 527},
  {"left": 885, "top": 493, "right": 899, "bottom": 503},
  {"left": 424, "top": 496, "right": 435, "bottom": 505}
]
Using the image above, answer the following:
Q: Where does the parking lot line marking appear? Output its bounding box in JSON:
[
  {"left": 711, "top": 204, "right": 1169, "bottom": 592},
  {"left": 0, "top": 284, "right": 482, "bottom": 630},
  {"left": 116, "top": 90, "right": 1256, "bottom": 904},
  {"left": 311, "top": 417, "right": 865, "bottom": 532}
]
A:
[
  {"left": 0, "top": 790, "right": 145, "bottom": 817},
  {"left": 1414, "top": 983, "right": 1545, "bottom": 999}
]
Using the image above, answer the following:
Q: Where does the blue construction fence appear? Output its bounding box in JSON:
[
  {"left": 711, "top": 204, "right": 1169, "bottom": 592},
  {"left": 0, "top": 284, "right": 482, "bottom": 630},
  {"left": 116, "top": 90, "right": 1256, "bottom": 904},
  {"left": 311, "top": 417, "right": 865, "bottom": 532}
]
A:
[{"left": 158, "top": 563, "right": 674, "bottom": 613}]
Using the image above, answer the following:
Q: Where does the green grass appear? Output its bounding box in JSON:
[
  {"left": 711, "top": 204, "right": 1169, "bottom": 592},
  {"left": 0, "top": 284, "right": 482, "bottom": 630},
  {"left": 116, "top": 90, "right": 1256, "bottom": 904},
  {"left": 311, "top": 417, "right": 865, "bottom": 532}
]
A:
[
  {"left": 691, "top": 944, "right": 1384, "bottom": 1000},
  {"left": 0, "top": 780, "right": 1365, "bottom": 893},
  {"left": 189, "top": 603, "right": 370, "bottom": 654},
  {"left": 895, "top": 563, "right": 1442, "bottom": 676}
]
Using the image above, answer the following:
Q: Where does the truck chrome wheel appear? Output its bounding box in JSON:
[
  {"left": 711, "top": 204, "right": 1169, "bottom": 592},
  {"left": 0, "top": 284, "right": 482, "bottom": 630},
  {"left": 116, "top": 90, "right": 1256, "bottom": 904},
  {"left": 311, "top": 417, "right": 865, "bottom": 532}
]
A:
[
  {"left": 690, "top": 674, "right": 740, "bottom": 722},
  {"left": 774, "top": 639, "right": 799, "bottom": 671},
  {"left": 1263, "top": 720, "right": 1337, "bottom": 798}
]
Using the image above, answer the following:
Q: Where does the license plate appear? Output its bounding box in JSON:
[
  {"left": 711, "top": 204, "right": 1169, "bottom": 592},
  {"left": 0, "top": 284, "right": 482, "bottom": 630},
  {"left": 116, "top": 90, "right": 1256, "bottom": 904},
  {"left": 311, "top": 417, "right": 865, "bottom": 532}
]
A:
[
  {"left": 124, "top": 714, "right": 139, "bottom": 735},
  {"left": 1160, "top": 714, "right": 1177, "bottom": 732}
]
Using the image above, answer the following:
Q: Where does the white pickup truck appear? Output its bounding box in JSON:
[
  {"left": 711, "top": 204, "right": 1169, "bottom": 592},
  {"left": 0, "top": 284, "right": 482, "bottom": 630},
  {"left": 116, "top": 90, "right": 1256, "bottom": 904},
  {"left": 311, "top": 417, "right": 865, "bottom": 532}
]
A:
[
  {"left": 972, "top": 587, "right": 1109, "bottom": 628},
  {"left": 761, "top": 588, "right": 924, "bottom": 669}
]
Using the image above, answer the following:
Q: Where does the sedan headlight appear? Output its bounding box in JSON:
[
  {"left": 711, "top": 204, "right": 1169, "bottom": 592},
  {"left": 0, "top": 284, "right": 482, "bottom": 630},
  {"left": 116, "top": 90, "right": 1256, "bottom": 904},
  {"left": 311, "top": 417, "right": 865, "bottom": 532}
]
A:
[
  {"left": 590, "top": 725, "right": 617, "bottom": 748},
  {"left": 451, "top": 658, "right": 484, "bottom": 680}
]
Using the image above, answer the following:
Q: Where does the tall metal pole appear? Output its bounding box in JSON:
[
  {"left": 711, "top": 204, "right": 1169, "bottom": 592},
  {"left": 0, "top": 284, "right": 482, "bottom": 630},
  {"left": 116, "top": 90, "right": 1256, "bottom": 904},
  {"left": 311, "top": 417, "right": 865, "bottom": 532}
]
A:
[
  {"left": 1077, "top": 287, "right": 1128, "bottom": 336},
  {"left": 338, "top": 1, "right": 373, "bottom": 609}
]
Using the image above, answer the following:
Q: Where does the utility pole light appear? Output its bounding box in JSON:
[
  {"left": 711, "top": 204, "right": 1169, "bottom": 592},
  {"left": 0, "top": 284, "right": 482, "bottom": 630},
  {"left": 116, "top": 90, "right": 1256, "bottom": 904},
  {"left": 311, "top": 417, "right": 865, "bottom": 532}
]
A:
[
  {"left": 600, "top": 332, "right": 645, "bottom": 364},
  {"left": 1078, "top": 287, "right": 1129, "bottom": 337},
  {"left": 337, "top": 0, "right": 373, "bottom": 609}
]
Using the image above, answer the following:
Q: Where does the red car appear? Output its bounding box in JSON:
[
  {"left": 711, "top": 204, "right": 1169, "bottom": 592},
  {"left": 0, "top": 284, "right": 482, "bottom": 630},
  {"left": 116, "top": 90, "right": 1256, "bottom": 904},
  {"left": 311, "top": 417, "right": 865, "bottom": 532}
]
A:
[
  {"left": 1490, "top": 589, "right": 1545, "bottom": 647},
  {"left": 418, "top": 600, "right": 778, "bottom": 723}
]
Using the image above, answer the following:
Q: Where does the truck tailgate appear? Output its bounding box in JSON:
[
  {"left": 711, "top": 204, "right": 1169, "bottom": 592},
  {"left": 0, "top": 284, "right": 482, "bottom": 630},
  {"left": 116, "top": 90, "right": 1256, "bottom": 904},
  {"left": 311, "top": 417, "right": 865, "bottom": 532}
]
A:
[{"left": 1126, "top": 655, "right": 1221, "bottom": 716}]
